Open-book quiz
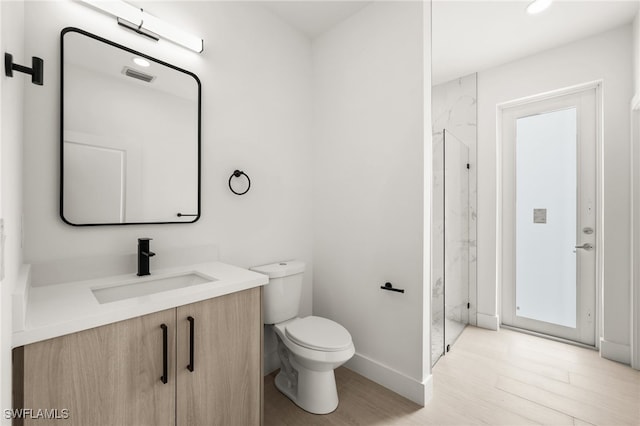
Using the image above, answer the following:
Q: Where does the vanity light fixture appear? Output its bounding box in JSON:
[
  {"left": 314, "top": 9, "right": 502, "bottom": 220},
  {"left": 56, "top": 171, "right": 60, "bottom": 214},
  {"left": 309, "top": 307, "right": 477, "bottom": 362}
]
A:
[
  {"left": 526, "top": 0, "right": 553, "bottom": 15},
  {"left": 79, "top": 0, "right": 204, "bottom": 53},
  {"left": 132, "top": 57, "right": 150, "bottom": 67}
]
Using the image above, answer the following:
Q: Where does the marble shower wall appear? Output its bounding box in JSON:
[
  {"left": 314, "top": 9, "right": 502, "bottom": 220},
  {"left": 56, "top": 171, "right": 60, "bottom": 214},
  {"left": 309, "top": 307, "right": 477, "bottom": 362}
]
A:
[{"left": 432, "top": 74, "right": 478, "bottom": 332}]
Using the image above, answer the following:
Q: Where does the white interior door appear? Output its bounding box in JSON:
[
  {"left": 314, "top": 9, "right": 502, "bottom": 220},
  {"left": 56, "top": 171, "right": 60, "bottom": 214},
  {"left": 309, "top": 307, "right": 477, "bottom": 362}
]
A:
[{"left": 501, "top": 87, "right": 597, "bottom": 346}]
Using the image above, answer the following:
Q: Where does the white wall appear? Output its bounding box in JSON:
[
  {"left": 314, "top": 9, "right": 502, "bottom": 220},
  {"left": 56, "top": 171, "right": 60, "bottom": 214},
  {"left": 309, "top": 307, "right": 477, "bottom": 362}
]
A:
[
  {"left": 477, "top": 26, "right": 633, "bottom": 362},
  {"left": 22, "top": 0, "right": 313, "bottom": 371},
  {"left": 0, "top": 0, "right": 25, "bottom": 421},
  {"left": 13, "top": 0, "right": 433, "bottom": 406},
  {"left": 312, "top": 1, "right": 431, "bottom": 404}
]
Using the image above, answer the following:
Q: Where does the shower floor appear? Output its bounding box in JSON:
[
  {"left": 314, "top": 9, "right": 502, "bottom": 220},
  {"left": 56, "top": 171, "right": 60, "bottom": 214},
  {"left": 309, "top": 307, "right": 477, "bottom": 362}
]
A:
[{"left": 431, "top": 317, "right": 467, "bottom": 366}]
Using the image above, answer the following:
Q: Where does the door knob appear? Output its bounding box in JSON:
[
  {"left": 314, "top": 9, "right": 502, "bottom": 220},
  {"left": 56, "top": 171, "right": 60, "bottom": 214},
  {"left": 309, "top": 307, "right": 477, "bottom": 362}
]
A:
[{"left": 574, "top": 243, "right": 593, "bottom": 250}]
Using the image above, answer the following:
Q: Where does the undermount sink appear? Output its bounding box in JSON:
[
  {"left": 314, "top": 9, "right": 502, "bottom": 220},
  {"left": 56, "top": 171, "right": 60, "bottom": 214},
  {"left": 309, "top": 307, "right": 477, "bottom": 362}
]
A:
[{"left": 91, "top": 272, "right": 216, "bottom": 304}]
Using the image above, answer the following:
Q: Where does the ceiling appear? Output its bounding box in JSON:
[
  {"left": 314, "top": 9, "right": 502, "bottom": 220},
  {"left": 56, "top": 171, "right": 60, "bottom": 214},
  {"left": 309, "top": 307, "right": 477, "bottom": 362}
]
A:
[
  {"left": 262, "top": 1, "right": 638, "bottom": 86},
  {"left": 263, "top": 1, "right": 371, "bottom": 38},
  {"left": 433, "top": 0, "right": 639, "bottom": 84}
]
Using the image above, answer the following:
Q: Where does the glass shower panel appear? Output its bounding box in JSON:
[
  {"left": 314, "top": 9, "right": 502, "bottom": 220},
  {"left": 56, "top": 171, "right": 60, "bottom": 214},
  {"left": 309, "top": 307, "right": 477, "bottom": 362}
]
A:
[
  {"left": 431, "top": 133, "right": 445, "bottom": 366},
  {"left": 443, "top": 130, "right": 470, "bottom": 352},
  {"left": 431, "top": 129, "right": 470, "bottom": 366}
]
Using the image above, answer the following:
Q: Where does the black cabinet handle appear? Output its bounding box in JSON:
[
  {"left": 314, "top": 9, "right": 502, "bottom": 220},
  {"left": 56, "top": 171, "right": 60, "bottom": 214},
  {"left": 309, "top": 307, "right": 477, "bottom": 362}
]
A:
[
  {"left": 160, "top": 324, "right": 168, "bottom": 384},
  {"left": 187, "top": 316, "right": 195, "bottom": 372}
]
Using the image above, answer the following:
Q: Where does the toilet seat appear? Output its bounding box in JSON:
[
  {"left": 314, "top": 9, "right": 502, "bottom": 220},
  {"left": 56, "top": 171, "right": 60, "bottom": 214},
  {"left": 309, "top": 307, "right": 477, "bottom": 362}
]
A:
[{"left": 285, "top": 316, "right": 352, "bottom": 352}]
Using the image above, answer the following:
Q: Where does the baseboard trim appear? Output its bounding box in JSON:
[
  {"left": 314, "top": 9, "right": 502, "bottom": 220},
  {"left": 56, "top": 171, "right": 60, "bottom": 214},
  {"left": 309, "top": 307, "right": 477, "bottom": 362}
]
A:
[
  {"left": 600, "top": 338, "right": 631, "bottom": 365},
  {"left": 345, "top": 352, "right": 432, "bottom": 406},
  {"left": 477, "top": 313, "right": 499, "bottom": 331}
]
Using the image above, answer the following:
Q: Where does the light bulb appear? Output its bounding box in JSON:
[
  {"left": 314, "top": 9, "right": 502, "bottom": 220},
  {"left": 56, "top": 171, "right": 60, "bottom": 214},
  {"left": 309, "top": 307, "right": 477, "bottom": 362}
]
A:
[
  {"left": 132, "top": 57, "right": 151, "bottom": 67},
  {"left": 527, "top": 0, "right": 553, "bottom": 15}
]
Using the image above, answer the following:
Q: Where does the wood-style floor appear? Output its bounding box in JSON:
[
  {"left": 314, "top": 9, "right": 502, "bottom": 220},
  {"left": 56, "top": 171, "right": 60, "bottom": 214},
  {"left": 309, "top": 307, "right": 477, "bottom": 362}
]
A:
[{"left": 264, "top": 326, "right": 640, "bottom": 425}]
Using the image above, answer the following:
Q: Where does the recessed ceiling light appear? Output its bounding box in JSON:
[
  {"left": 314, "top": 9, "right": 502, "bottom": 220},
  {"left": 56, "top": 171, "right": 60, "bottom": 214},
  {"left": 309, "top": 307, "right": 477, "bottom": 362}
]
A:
[
  {"left": 132, "top": 57, "right": 151, "bottom": 67},
  {"left": 527, "top": 0, "right": 552, "bottom": 15}
]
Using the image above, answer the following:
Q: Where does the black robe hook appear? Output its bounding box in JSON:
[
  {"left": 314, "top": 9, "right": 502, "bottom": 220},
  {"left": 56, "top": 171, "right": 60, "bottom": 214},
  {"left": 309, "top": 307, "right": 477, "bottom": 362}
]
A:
[{"left": 5, "top": 53, "right": 43, "bottom": 86}]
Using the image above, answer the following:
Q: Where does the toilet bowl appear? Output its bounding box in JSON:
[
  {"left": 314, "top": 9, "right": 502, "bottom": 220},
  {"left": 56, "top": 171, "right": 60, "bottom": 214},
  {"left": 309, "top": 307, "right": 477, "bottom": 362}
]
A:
[
  {"left": 250, "top": 261, "right": 355, "bottom": 414},
  {"left": 272, "top": 317, "right": 355, "bottom": 414}
]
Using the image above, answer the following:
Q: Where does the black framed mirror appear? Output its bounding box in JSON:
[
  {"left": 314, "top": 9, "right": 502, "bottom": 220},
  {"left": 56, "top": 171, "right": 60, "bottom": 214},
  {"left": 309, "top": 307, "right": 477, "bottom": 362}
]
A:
[{"left": 60, "top": 27, "right": 201, "bottom": 226}]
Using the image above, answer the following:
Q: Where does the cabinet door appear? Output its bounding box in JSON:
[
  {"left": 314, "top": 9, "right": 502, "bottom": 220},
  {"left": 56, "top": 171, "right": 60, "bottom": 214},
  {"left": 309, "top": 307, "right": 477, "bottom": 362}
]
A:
[
  {"left": 15, "top": 309, "right": 176, "bottom": 426},
  {"left": 176, "top": 287, "right": 262, "bottom": 426}
]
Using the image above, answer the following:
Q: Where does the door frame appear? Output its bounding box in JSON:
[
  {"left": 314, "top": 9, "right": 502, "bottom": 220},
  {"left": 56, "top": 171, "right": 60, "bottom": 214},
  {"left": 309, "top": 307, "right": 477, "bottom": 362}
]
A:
[
  {"left": 631, "top": 94, "right": 640, "bottom": 370},
  {"left": 496, "top": 81, "right": 603, "bottom": 348}
]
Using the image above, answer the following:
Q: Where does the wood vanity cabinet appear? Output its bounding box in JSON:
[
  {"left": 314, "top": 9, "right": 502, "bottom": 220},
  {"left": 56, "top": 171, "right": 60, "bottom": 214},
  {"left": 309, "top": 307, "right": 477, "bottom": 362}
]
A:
[{"left": 13, "top": 287, "right": 262, "bottom": 426}]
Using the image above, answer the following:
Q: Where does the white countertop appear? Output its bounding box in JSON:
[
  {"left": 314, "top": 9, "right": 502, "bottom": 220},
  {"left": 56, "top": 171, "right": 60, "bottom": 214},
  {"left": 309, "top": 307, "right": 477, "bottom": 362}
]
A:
[{"left": 12, "top": 262, "right": 268, "bottom": 347}]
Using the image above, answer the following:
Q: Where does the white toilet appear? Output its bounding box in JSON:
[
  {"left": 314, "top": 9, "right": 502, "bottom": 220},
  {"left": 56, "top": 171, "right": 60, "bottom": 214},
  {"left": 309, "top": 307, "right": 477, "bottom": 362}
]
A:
[{"left": 251, "top": 261, "right": 355, "bottom": 415}]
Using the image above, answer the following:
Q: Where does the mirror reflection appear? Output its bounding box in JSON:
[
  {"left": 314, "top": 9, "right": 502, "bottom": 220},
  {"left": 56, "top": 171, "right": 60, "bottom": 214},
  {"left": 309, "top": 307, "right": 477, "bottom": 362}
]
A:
[{"left": 61, "top": 28, "right": 200, "bottom": 225}]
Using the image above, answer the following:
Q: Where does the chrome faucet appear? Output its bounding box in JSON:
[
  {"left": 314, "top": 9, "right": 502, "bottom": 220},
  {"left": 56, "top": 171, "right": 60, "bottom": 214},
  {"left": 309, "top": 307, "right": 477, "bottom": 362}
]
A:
[{"left": 137, "top": 238, "right": 156, "bottom": 276}]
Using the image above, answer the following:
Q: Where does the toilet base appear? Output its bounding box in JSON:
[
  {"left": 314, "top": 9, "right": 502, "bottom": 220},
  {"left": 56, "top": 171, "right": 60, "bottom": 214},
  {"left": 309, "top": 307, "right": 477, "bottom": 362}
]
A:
[
  {"left": 274, "top": 369, "right": 339, "bottom": 415},
  {"left": 271, "top": 320, "right": 353, "bottom": 415},
  {"left": 274, "top": 371, "right": 297, "bottom": 405}
]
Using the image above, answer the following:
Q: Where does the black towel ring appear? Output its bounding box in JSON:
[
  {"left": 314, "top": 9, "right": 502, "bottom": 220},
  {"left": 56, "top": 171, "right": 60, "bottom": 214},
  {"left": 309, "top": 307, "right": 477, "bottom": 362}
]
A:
[{"left": 228, "top": 170, "right": 251, "bottom": 195}]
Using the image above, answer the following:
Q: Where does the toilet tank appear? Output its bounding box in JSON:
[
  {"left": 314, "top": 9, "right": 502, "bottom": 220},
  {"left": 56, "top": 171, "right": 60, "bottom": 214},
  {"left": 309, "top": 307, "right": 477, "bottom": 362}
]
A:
[{"left": 251, "top": 261, "right": 305, "bottom": 324}]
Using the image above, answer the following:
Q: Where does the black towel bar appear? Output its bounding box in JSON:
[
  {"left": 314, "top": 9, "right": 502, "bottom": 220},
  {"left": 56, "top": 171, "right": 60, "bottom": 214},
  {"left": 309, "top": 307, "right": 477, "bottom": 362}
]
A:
[{"left": 380, "top": 282, "right": 404, "bottom": 293}]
